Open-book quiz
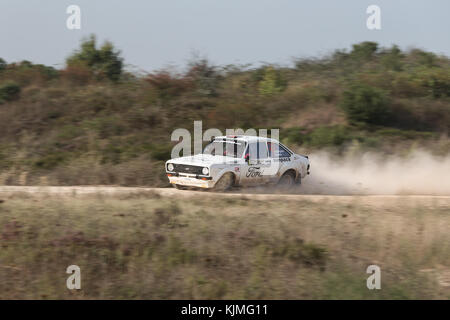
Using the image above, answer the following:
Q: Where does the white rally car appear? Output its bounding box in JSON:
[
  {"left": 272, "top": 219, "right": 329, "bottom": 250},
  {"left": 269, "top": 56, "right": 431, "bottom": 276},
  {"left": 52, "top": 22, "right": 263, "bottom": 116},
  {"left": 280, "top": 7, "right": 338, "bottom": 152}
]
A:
[{"left": 165, "top": 135, "right": 310, "bottom": 191}]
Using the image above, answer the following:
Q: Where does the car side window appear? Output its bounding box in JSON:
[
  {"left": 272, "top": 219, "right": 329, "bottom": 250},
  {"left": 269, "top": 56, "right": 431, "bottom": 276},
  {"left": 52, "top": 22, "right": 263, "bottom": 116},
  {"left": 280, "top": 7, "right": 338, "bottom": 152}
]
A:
[
  {"left": 268, "top": 142, "right": 291, "bottom": 158},
  {"left": 247, "top": 142, "right": 269, "bottom": 159}
]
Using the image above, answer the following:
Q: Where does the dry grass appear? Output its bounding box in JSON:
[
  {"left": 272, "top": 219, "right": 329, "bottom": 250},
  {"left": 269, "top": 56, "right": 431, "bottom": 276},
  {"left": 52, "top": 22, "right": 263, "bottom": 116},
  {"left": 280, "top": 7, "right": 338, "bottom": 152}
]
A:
[{"left": 0, "top": 192, "right": 448, "bottom": 299}]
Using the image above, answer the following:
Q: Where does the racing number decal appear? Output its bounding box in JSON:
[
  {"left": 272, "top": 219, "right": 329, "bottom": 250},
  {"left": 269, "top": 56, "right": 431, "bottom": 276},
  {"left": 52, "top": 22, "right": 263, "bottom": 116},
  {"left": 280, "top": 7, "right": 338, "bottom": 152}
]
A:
[{"left": 246, "top": 166, "right": 263, "bottom": 178}]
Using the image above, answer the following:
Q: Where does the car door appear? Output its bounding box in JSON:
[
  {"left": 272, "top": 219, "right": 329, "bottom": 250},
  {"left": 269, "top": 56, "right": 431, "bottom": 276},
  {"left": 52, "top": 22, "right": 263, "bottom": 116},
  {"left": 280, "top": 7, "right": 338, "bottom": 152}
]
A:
[
  {"left": 267, "top": 142, "right": 293, "bottom": 182},
  {"left": 240, "top": 141, "right": 271, "bottom": 185}
]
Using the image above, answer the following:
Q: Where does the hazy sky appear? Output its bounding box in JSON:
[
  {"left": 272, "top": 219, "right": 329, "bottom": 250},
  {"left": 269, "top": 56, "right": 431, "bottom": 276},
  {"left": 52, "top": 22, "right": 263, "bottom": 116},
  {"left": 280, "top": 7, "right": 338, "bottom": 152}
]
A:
[{"left": 1, "top": 0, "right": 449, "bottom": 72}]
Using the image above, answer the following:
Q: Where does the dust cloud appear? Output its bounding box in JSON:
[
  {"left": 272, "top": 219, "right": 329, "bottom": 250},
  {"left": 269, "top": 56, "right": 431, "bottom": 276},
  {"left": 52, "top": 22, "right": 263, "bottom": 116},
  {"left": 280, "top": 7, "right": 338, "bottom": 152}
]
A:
[{"left": 301, "top": 150, "right": 450, "bottom": 195}]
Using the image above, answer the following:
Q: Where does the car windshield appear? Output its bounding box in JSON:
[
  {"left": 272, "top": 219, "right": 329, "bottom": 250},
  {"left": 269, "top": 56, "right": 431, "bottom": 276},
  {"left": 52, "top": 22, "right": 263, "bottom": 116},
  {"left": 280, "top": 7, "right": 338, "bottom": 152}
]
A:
[{"left": 203, "top": 140, "right": 247, "bottom": 158}]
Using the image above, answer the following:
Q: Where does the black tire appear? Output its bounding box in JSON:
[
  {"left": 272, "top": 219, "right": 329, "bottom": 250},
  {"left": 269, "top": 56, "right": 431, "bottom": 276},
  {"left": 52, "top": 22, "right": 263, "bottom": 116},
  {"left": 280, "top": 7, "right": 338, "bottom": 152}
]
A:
[
  {"left": 213, "top": 173, "right": 234, "bottom": 191},
  {"left": 173, "top": 184, "right": 187, "bottom": 190},
  {"left": 277, "top": 170, "right": 296, "bottom": 189}
]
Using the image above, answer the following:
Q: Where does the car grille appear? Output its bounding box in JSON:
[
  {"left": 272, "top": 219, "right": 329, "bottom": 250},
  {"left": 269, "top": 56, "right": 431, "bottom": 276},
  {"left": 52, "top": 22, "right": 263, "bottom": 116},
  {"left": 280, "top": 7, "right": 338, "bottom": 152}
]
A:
[{"left": 172, "top": 164, "right": 204, "bottom": 175}]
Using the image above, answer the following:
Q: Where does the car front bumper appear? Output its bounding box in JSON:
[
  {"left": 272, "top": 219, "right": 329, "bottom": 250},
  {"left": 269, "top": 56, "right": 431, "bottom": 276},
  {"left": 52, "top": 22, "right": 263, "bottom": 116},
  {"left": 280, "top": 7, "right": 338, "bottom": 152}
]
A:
[{"left": 168, "top": 175, "right": 215, "bottom": 188}]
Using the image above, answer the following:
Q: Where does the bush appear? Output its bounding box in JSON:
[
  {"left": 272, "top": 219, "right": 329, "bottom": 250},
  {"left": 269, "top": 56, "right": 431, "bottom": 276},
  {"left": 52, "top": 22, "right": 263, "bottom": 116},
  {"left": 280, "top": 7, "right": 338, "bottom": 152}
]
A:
[
  {"left": 186, "top": 58, "right": 221, "bottom": 97},
  {"left": 146, "top": 71, "right": 193, "bottom": 100},
  {"left": 350, "top": 42, "right": 378, "bottom": 61},
  {"left": 282, "top": 127, "right": 307, "bottom": 145},
  {"left": 66, "top": 35, "right": 123, "bottom": 82},
  {"left": 0, "top": 58, "right": 6, "bottom": 72},
  {"left": 151, "top": 144, "right": 172, "bottom": 161},
  {"left": 391, "top": 73, "right": 426, "bottom": 97},
  {"left": 0, "top": 81, "right": 21, "bottom": 103},
  {"left": 0, "top": 61, "right": 58, "bottom": 87},
  {"left": 418, "top": 68, "right": 450, "bottom": 98},
  {"left": 33, "top": 152, "right": 68, "bottom": 170},
  {"left": 410, "top": 49, "right": 437, "bottom": 67},
  {"left": 340, "top": 83, "right": 390, "bottom": 125},
  {"left": 62, "top": 60, "right": 92, "bottom": 85},
  {"left": 380, "top": 45, "right": 404, "bottom": 71},
  {"left": 258, "top": 66, "right": 286, "bottom": 96},
  {"left": 307, "top": 126, "right": 350, "bottom": 147}
]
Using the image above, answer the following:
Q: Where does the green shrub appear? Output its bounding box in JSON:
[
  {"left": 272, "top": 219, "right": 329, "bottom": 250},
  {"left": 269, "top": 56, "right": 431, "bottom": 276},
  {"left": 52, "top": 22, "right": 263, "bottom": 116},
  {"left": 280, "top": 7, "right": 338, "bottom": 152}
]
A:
[
  {"left": 340, "top": 83, "right": 390, "bottom": 125},
  {"left": 66, "top": 35, "right": 123, "bottom": 82},
  {"left": 57, "top": 125, "right": 84, "bottom": 140},
  {"left": 85, "top": 116, "right": 126, "bottom": 138},
  {"left": 272, "top": 239, "right": 328, "bottom": 268},
  {"left": 0, "top": 58, "right": 6, "bottom": 72},
  {"left": 151, "top": 144, "right": 172, "bottom": 161},
  {"left": 0, "top": 145, "right": 12, "bottom": 169},
  {"left": 186, "top": 58, "right": 221, "bottom": 97},
  {"left": 101, "top": 143, "right": 124, "bottom": 164},
  {"left": 376, "top": 128, "right": 435, "bottom": 139},
  {"left": 418, "top": 68, "right": 450, "bottom": 98},
  {"left": 391, "top": 73, "right": 426, "bottom": 97},
  {"left": 258, "top": 66, "right": 286, "bottom": 96},
  {"left": 0, "top": 61, "right": 58, "bottom": 87},
  {"left": 350, "top": 41, "right": 378, "bottom": 61},
  {"left": 282, "top": 127, "right": 307, "bottom": 145},
  {"left": 410, "top": 49, "right": 437, "bottom": 67},
  {"left": 307, "top": 126, "right": 350, "bottom": 147},
  {"left": 146, "top": 71, "right": 193, "bottom": 100},
  {"left": 0, "top": 81, "right": 21, "bottom": 102},
  {"left": 381, "top": 45, "right": 404, "bottom": 71},
  {"left": 33, "top": 152, "right": 68, "bottom": 170}
]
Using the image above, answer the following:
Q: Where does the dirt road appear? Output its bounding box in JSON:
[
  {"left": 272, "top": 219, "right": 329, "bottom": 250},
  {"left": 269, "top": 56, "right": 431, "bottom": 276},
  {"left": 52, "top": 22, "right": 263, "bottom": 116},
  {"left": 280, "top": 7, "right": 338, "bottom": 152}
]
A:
[{"left": 0, "top": 186, "right": 449, "bottom": 205}]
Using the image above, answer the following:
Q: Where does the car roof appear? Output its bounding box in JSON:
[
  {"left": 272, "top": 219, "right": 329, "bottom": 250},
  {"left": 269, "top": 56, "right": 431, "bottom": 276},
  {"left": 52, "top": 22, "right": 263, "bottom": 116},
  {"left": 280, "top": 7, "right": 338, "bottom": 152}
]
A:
[{"left": 214, "top": 135, "right": 280, "bottom": 143}]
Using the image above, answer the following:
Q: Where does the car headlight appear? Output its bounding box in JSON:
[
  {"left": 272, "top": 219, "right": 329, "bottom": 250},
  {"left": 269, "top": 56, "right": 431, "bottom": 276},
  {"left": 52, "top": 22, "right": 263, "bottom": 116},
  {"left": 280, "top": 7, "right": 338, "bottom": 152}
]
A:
[
  {"left": 202, "top": 167, "right": 209, "bottom": 175},
  {"left": 167, "top": 163, "right": 174, "bottom": 171}
]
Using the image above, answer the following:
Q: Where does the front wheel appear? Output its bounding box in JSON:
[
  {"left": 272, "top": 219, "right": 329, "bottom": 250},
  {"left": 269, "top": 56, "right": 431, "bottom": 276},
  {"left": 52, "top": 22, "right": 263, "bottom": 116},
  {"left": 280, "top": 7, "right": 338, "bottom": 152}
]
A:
[
  {"left": 213, "top": 173, "right": 234, "bottom": 191},
  {"left": 173, "top": 184, "right": 188, "bottom": 190}
]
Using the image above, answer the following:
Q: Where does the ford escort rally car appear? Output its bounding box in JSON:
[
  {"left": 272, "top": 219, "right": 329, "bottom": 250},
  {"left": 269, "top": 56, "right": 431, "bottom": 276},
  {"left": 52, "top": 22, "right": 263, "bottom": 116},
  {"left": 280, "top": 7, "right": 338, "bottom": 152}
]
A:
[{"left": 165, "top": 135, "right": 310, "bottom": 191}]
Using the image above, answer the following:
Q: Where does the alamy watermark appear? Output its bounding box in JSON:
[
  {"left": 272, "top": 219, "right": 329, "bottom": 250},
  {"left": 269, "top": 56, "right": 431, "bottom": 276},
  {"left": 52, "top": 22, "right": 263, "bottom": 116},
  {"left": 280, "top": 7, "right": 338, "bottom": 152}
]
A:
[
  {"left": 170, "top": 121, "right": 283, "bottom": 175},
  {"left": 66, "top": 5, "right": 81, "bottom": 30},
  {"left": 366, "top": 5, "right": 381, "bottom": 30},
  {"left": 66, "top": 265, "right": 81, "bottom": 290},
  {"left": 171, "top": 121, "right": 279, "bottom": 158},
  {"left": 65, "top": 5, "right": 381, "bottom": 33},
  {"left": 366, "top": 265, "right": 381, "bottom": 290}
]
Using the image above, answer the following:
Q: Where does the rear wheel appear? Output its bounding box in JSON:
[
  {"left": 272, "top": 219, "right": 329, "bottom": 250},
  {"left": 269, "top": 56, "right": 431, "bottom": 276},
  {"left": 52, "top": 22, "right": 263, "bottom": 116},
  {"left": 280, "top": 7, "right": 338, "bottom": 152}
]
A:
[
  {"left": 213, "top": 173, "right": 234, "bottom": 191},
  {"left": 277, "top": 171, "right": 296, "bottom": 190}
]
